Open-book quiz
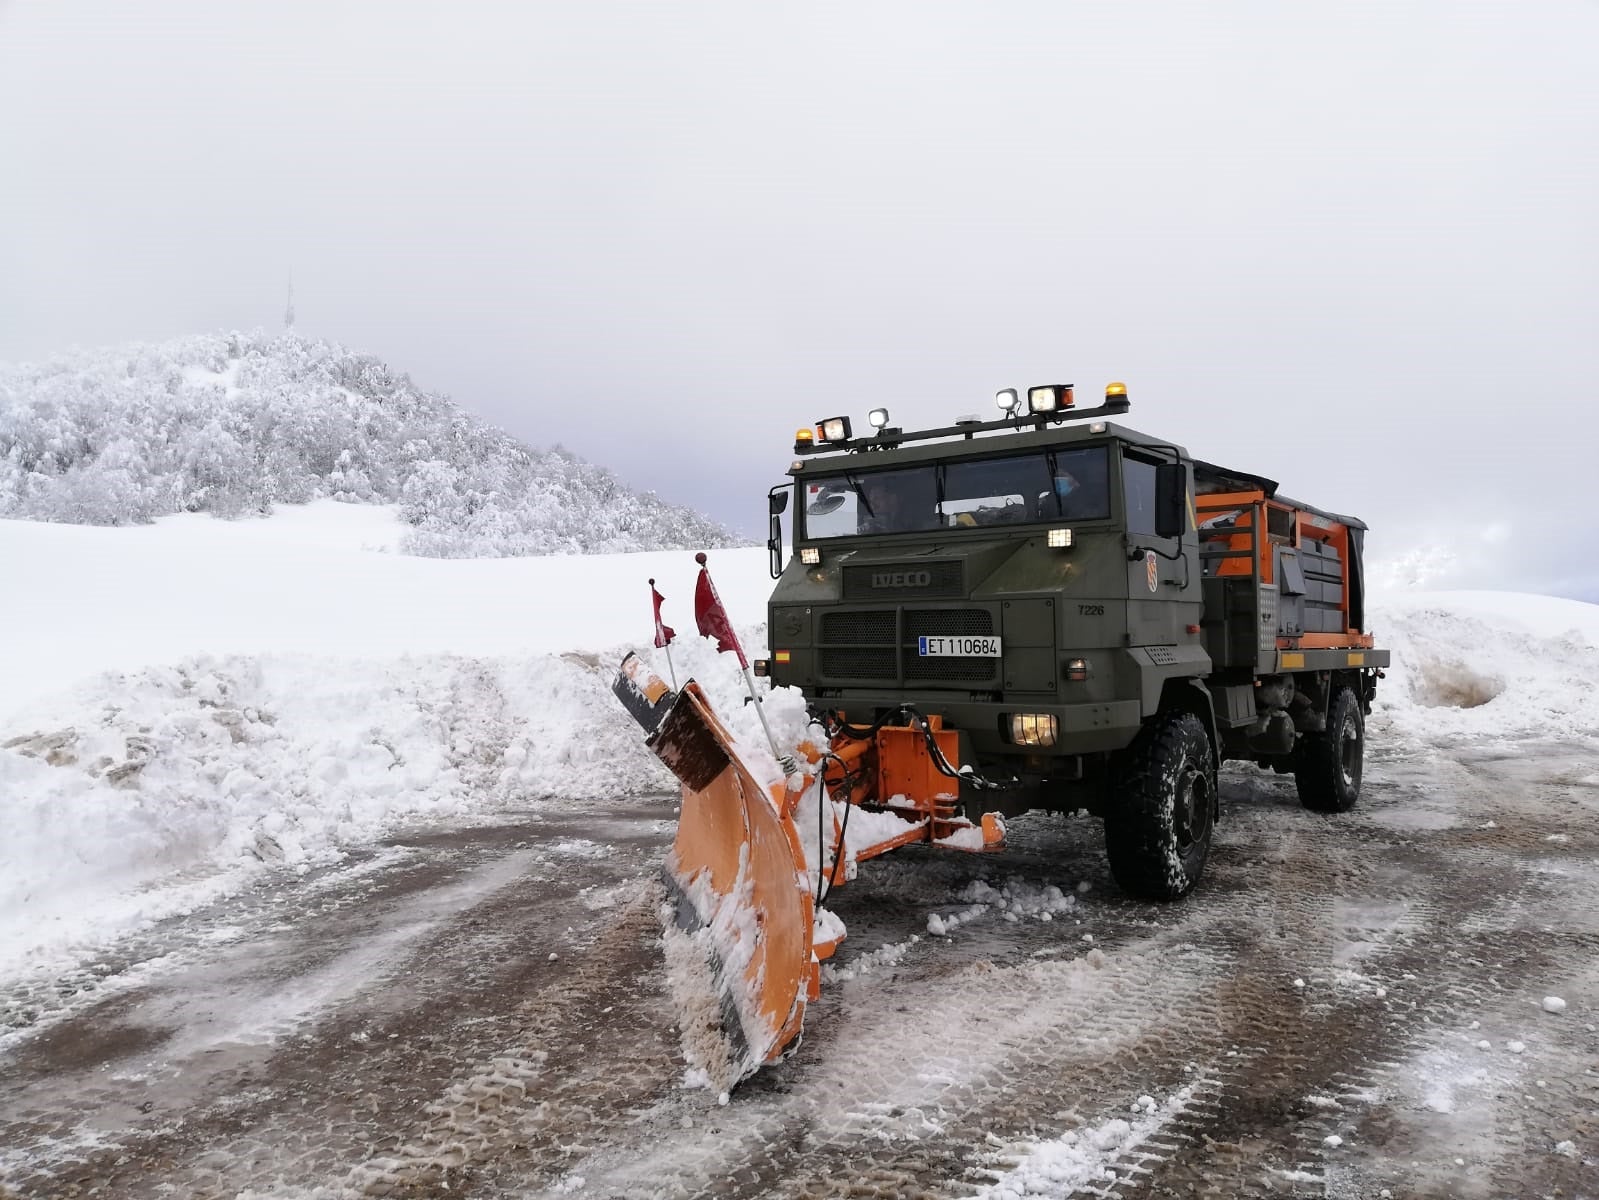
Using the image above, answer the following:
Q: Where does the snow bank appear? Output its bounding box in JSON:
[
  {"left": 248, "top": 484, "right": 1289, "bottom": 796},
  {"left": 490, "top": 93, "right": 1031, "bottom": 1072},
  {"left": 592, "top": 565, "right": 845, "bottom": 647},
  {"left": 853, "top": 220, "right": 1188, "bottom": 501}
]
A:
[
  {"left": 0, "top": 502, "right": 773, "bottom": 722},
  {"left": 0, "top": 505, "right": 780, "bottom": 982},
  {"left": 1371, "top": 591, "right": 1599, "bottom": 742}
]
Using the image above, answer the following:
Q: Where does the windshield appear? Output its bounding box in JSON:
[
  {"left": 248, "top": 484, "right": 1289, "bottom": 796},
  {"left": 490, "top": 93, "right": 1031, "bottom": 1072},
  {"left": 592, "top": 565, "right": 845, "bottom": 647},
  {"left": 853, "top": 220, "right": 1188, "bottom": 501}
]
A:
[{"left": 801, "top": 447, "right": 1111, "bottom": 539}]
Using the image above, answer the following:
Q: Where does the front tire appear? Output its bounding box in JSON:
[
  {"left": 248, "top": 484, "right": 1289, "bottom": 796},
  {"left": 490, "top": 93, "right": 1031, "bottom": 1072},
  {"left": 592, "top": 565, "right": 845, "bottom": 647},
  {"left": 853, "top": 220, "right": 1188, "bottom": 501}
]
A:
[
  {"left": 1105, "top": 711, "right": 1216, "bottom": 900},
  {"left": 1294, "top": 685, "right": 1364, "bottom": 812}
]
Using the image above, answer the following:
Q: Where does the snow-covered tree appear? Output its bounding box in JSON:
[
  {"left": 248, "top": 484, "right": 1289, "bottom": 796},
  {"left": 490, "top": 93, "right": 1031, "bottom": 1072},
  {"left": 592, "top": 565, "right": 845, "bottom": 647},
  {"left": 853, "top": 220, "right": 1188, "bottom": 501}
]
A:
[{"left": 0, "top": 331, "right": 743, "bottom": 556}]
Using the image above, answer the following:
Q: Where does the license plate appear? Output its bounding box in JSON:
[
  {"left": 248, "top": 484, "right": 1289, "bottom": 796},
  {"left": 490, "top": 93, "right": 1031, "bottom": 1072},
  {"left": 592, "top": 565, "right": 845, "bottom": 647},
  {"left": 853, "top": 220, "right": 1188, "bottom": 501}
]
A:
[{"left": 917, "top": 635, "right": 1002, "bottom": 657}]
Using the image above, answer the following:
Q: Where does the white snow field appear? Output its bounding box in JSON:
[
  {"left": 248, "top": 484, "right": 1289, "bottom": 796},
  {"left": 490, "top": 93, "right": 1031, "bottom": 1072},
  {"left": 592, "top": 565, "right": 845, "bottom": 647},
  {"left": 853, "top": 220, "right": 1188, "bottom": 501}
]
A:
[
  {"left": 2, "top": 500, "right": 1597, "bottom": 996},
  {"left": 0, "top": 502, "right": 799, "bottom": 984}
]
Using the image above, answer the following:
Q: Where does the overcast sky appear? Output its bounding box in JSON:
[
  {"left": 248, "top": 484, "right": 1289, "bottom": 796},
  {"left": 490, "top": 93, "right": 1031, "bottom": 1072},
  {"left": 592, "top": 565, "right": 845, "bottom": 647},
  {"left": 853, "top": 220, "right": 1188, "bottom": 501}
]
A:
[{"left": 2, "top": 2, "right": 1596, "bottom": 593}]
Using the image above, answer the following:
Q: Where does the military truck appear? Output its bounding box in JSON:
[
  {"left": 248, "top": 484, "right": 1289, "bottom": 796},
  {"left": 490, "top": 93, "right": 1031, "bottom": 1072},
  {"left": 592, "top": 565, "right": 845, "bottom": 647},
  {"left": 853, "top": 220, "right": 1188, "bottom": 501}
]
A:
[
  {"left": 614, "top": 381, "right": 1389, "bottom": 1086},
  {"left": 759, "top": 382, "right": 1388, "bottom": 900}
]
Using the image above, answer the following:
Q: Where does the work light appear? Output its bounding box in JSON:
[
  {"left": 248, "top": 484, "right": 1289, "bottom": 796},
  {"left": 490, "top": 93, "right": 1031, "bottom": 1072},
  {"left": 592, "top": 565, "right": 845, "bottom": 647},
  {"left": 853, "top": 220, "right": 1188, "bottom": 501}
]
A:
[
  {"left": 818, "top": 416, "right": 852, "bottom": 443},
  {"left": 868, "top": 407, "right": 890, "bottom": 429},
  {"left": 799, "top": 547, "right": 820, "bottom": 565},
  {"left": 1047, "top": 527, "right": 1073, "bottom": 548},
  {"left": 995, "top": 388, "right": 1019, "bottom": 412},
  {"left": 1028, "top": 385, "right": 1075, "bottom": 414}
]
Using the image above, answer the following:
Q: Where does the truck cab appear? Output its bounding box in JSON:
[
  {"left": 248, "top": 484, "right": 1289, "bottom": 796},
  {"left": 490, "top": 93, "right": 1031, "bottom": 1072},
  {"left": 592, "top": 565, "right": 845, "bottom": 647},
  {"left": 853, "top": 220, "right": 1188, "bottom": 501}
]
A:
[{"left": 768, "top": 390, "right": 1204, "bottom": 798}]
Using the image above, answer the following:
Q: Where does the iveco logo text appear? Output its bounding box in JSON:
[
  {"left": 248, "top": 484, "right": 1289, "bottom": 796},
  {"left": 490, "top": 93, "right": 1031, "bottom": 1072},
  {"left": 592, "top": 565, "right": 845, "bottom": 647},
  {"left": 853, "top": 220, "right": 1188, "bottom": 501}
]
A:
[{"left": 871, "top": 570, "right": 932, "bottom": 588}]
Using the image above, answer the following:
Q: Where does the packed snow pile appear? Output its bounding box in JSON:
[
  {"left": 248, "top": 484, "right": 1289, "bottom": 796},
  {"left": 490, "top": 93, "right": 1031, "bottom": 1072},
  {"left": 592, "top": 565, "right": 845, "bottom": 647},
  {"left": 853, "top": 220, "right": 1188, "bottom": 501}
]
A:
[
  {"left": 1373, "top": 591, "right": 1599, "bottom": 742},
  {"left": 0, "top": 330, "right": 741, "bottom": 556}
]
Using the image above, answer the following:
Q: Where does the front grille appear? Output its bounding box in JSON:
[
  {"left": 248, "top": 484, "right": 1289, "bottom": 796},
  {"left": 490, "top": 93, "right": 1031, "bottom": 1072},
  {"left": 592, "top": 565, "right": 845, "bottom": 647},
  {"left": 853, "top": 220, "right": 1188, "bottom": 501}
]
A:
[
  {"left": 841, "top": 561, "right": 963, "bottom": 601},
  {"left": 905, "top": 609, "right": 993, "bottom": 637},
  {"left": 815, "top": 606, "right": 999, "bottom": 687},
  {"left": 820, "top": 648, "right": 897, "bottom": 678},
  {"left": 905, "top": 656, "right": 997, "bottom": 682},
  {"left": 820, "top": 610, "right": 895, "bottom": 645}
]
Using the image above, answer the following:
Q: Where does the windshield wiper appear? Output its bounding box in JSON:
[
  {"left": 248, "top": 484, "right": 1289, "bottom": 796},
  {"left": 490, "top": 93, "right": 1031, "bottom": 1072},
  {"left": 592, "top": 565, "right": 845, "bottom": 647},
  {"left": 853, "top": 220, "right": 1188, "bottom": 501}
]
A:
[
  {"left": 843, "top": 472, "right": 873, "bottom": 517},
  {"left": 1045, "top": 450, "right": 1064, "bottom": 517}
]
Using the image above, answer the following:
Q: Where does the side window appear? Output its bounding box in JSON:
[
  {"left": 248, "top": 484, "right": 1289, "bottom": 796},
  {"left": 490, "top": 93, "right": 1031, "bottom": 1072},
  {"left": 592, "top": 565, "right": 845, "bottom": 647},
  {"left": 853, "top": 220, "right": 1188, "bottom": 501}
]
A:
[{"left": 1123, "top": 456, "right": 1159, "bottom": 535}]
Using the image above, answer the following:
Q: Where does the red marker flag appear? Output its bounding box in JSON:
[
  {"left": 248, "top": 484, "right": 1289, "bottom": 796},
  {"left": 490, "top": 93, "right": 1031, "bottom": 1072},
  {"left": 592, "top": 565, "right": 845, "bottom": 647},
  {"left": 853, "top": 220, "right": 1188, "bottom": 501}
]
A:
[
  {"left": 649, "top": 578, "right": 676, "bottom": 649},
  {"left": 693, "top": 552, "right": 748, "bottom": 668}
]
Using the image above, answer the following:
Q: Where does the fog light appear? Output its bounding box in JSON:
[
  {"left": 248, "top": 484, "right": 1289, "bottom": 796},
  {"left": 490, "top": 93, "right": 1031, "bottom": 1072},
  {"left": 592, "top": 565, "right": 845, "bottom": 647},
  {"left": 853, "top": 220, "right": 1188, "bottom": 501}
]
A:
[
  {"left": 1066, "top": 657, "right": 1090, "bottom": 682},
  {"left": 752, "top": 659, "right": 770, "bottom": 677},
  {"left": 800, "top": 546, "right": 821, "bottom": 565},
  {"left": 1009, "top": 713, "right": 1058, "bottom": 747},
  {"left": 1047, "top": 527, "right": 1073, "bottom": 548}
]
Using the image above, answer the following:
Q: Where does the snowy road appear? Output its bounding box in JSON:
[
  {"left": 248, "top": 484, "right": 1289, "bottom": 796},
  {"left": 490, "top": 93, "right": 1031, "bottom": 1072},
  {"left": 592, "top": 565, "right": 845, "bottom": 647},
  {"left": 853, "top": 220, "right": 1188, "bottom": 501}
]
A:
[{"left": 3, "top": 718, "right": 1597, "bottom": 1199}]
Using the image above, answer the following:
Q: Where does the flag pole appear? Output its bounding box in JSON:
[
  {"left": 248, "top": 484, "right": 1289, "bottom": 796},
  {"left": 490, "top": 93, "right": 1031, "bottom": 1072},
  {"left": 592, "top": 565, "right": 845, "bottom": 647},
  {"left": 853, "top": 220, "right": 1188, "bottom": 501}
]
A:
[
  {"left": 694, "top": 552, "right": 793, "bottom": 773},
  {"left": 648, "top": 578, "right": 679, "bottom": 689}
]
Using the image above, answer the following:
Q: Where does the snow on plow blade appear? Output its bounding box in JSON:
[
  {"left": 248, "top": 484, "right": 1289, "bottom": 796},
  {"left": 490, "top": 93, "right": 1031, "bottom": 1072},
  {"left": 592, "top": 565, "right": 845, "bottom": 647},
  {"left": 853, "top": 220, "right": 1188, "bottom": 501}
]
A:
[{"left": 613, "top": 653, "right": 814, "bottom": 1090}]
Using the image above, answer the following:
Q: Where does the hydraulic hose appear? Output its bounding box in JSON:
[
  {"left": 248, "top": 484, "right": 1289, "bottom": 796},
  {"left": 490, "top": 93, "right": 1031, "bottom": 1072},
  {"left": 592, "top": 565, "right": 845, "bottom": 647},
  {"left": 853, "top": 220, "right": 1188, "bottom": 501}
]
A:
[{"left": 815, "top": 705, "right": 1001, "bottom": 791}]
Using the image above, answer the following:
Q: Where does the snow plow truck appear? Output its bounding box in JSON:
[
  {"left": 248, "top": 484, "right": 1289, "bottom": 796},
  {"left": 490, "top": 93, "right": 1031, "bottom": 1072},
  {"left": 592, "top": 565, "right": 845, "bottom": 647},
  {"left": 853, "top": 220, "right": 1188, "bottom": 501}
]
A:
[{"left": 614, "top": 382, "right": 1389, "bottom": 1089}]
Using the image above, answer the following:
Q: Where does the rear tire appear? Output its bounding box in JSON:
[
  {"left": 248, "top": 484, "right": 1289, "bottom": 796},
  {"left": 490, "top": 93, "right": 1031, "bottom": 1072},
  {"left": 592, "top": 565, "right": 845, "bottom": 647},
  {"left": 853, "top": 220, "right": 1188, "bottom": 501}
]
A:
[
  {"left": 1105, "top": 711, "right": 1216, "bottom": 900},
  {"left": 1294, "top": 686, "right": 1364, "bottom": 812}
]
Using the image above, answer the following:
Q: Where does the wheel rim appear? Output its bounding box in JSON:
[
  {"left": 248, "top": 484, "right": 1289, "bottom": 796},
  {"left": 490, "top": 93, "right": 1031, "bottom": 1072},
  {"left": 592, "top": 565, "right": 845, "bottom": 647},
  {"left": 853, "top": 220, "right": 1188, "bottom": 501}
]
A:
[
  {"left": 1173, "top": 762, "right": 1212, "bottom": 852},
  {"left": 1339, "top": 710, "right": 1362, "bottom": 788}
]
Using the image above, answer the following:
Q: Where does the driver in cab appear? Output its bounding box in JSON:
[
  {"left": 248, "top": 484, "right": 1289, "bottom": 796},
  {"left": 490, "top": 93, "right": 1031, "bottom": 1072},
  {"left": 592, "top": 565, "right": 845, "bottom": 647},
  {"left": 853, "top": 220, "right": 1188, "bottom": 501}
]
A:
[
  {"left": 859, "top": 479, "right": 915, "bottom": 534},
  {"left": 1043, "top": 469, "right": 1098, "bottom": 521}
]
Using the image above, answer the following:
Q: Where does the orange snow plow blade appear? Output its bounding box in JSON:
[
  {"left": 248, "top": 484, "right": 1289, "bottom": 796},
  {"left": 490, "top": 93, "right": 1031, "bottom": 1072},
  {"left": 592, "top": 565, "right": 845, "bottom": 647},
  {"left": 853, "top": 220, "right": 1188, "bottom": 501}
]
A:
[
  {"left": 614, "top": 654, "right": 814, "bottom": 1088},
  {"left": 612, "top": 652, "right": 1005, "bottom": 1089}
]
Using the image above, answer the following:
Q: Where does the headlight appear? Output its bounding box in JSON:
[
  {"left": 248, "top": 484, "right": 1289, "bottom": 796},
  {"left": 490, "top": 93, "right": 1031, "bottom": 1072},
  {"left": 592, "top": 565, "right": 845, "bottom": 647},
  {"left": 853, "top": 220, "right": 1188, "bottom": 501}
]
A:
[
  {"left": 799, "top": 546, "right": 820, "bottom": 565},
  {"left": 817, "top": 416, "right": 852, "bottom": 442},
  {"left": 1009, "top": 714, "right": 1058, "bottom": 747},
  {"left": 1047, "top": 527, "right": 1073, "bottom": 548}
]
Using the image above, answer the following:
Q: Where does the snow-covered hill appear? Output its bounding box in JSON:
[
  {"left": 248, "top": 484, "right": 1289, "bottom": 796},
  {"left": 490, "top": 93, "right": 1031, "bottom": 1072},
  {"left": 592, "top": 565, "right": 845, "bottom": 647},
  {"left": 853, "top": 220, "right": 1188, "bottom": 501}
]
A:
[
  {"left": 0, "top": 331, "right": 742, "bottom": 556},
  {"left": 2, "top": 503, "right": 1597, "bottom": 1005}
]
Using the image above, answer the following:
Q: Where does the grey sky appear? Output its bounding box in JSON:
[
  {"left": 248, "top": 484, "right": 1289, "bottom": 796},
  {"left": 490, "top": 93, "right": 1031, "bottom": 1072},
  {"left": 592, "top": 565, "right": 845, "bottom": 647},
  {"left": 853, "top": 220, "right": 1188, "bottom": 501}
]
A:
[{"left": 2, "top": 2, "right": 1596, "bottom": 593}]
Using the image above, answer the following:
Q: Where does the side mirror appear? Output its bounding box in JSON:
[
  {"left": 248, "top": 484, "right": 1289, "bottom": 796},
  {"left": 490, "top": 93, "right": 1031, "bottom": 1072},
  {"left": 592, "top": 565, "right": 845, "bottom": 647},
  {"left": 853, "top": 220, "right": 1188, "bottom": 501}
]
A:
[
  {"left": 767, "top": 485, "right": 788, "bottom": 579},
  {"left": 1154, "top": 463, "right": 1187, "bottom": 539}
]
